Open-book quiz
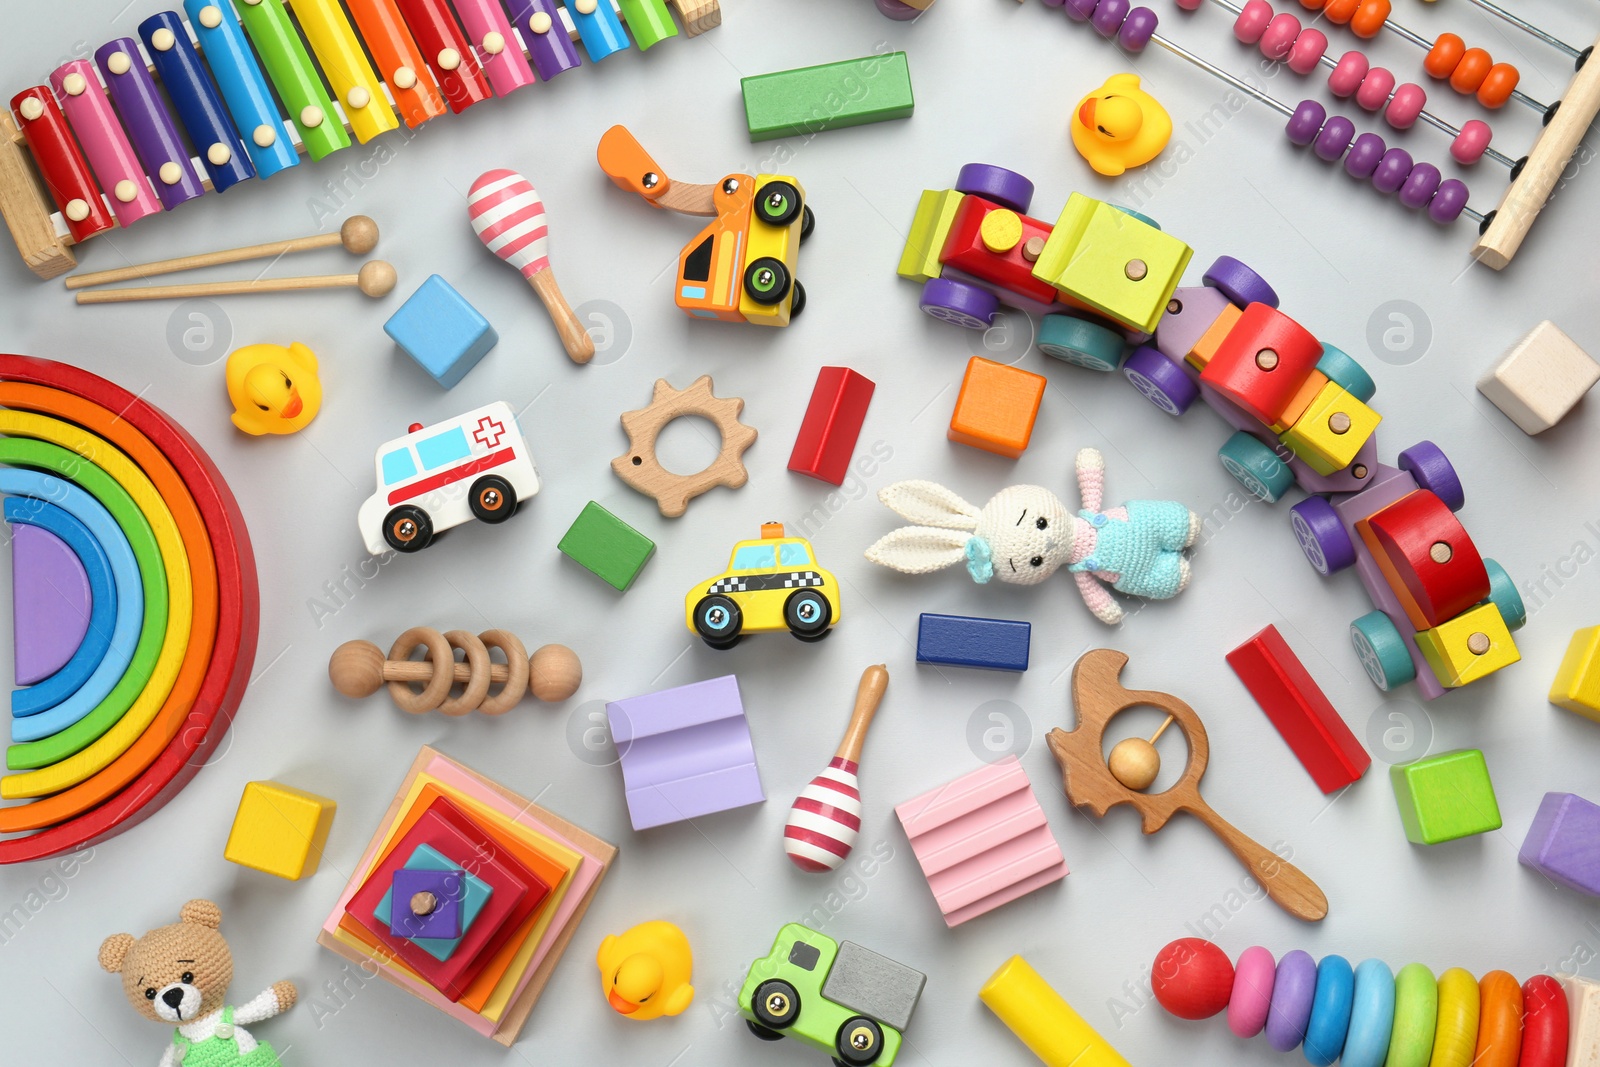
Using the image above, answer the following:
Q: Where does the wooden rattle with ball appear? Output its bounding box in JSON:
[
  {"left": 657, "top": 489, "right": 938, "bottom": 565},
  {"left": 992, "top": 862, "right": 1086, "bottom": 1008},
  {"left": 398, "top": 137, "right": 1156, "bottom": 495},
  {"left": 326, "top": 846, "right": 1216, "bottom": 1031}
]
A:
[{"left": 330, "top": 626, "right": 581, "bottom": 716}]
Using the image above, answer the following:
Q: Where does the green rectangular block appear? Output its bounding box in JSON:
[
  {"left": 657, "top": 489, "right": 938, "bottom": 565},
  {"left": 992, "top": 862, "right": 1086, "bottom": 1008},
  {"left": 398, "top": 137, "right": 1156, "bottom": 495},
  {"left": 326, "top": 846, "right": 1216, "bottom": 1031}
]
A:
[
  {"left": 741, "top": 52, "right": 914, "bottom": 143},
  {"left": 559, "top": 502, "right": 655, "bottom": 591},
  {"left": 617, "top": 0, "right": 679, "bottom": 49},
  {"left": 234, "top": 0, "right": 350, "bottom": 161},
  {"left": 1390, "top": 749, "right": 1502, "bottom": 845}
]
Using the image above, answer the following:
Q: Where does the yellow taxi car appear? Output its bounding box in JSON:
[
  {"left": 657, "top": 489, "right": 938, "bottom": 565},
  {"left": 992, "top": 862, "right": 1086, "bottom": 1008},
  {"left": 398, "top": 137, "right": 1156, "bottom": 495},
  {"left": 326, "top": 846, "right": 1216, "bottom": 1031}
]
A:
[{"left": 685, "top": 523, "right": 841, "bottom": 649}]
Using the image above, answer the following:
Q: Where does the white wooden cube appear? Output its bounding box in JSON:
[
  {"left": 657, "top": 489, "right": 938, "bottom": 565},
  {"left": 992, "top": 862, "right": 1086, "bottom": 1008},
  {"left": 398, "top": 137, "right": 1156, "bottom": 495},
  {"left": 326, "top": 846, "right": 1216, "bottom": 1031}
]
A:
[{"left": 1477, "top": 320, "right": 1600, "bottom": 434}]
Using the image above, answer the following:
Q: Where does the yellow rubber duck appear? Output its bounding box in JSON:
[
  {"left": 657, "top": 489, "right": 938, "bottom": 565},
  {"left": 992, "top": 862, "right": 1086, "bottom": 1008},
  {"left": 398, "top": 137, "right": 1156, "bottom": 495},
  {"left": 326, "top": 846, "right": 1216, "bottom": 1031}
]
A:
[
  {"left": 596, "top": 921, "right": 694, "bottom": 1021},
  {"left": 1071, "top": 73, "right": 1173, "bottom": 177},
  {"left": 226, "top": 342, "right": 322, "bottom": 436}
]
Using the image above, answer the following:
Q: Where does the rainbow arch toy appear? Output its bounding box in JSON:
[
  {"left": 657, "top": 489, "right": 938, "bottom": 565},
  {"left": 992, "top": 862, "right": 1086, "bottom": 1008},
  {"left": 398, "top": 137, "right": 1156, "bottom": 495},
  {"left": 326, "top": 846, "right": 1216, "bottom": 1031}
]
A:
[{"left": 0, "top": 355, "right": 257, "bottom": 864}]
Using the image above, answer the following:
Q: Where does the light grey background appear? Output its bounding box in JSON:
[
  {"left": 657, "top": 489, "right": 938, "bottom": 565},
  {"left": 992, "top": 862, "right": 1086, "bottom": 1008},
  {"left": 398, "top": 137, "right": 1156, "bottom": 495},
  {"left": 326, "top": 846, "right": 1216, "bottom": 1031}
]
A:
[{"left": 1, "top": 1, "right": 1598, "bottom": 1064}]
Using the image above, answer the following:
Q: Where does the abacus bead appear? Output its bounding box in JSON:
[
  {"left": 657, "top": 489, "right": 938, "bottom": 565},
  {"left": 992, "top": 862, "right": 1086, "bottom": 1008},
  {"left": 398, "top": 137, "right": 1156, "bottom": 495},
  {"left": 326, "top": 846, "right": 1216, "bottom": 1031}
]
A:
[
  {"left": 1323, "top": 0, "right": 1359, "bottom": 24},
  {"left": 1119, "top": 8, "right": 1159, "bottom": 51},
  {"left": 1313, "top": 115, "right": 1356, "bottom": 161},
  {"left": 1399, "top": 162, "right": 1442, "bottom": 209},
  {"left": 1260, "top": 13, "right": 1301, "bottom": 60},
  {"left": 1329, "top": 50, "right": 1369, "bottom": 96},
  {"left": 1428, "top": 179, "right": 1470, "bottom": 223},
  {"left": 1175, "top": 0, "right": 1202, "bottom": 9},
  {"left": 1288, "top": 28, "right": 1329, "bottom": 74},
  {"left": 1092, "top": 0, "right": 1130, "bottom": 36},
  {"left": 1349, "top": 0, "right": 1389, "bottom": 38},
  {"left": 1234, "top": 0, "right": 1272, "bottom": 44},
  {"left": 1450, "top": 119, "right": 1492, "bottom": 164},
  {"left": 1041, "top": 0, "right": 1066, "bottom": 6},
  {"left": 1345, "top": 132, "right": 1387, "bottom": 177},
  {"left": 1476, "top": 63, "right": 1519, "bottom": 108},
  {"left": 1372, "top": 148, "right": 1413, "bottom": 194},
  {"left": 1286, "top": 99, "right": 1327, "bottom": 145},
  {"left": 1356, "top": 67, "right": 1396, "bottom": 110},
  {"left": 1450, "top": 48, "right": 1492, "bottom": 93},
  {"left": 1063, "top": 0, "right": 1098, "bottom": 21},
  {"left": 1385, "top": 83, "right": 1427, "bottom": 129},
  {"left": 1425, "top": 34, "right": 1465, "bottom": 79}
]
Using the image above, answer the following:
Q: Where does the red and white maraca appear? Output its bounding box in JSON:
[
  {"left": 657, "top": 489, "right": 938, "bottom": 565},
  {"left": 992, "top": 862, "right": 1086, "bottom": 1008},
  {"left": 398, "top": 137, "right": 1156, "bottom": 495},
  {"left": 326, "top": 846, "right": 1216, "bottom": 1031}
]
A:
[
  {"left": 784, "top": 665, "right": 888, "bottom": 873},
  {"left": 468, "top": 169, "right": 595, "bottom": 365}
]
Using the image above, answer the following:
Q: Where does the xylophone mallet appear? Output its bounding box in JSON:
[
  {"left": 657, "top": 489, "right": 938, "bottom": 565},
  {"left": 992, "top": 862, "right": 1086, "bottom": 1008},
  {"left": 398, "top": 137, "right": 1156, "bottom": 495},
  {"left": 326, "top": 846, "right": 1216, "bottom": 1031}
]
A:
[
  {"left": 64, "top": 216, "right": 380, "bottom": 289},
  {"left": 784, "top": 665, "right": 889, "bottom": 873},
  {"left": 74, "top": 261, "right": 397, "bottom": 303}
]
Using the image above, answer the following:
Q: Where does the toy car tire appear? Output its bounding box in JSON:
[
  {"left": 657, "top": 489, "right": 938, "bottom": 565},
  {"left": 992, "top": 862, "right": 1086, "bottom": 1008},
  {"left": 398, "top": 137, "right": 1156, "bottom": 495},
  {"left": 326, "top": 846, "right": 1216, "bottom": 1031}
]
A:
[
  {"left": 468, "top": 475, "right": 517, "bottom": 524},
  {"left": 800, "top": 204, "right": 816, "bottom": 242},
  {"left": 1038, "top": 313, "right": 1125, "bottom": 371},
  {"left": 954, "top": 164, "right": 1034, "bottom": 214},
  {"left": 746, "top": 1020, "right": 786, "bottom": 1042},
  {"left": 1290, "top": 496, "right": 1356, "bottom": 575},
  {"left": 785, "top": 589, "right": 832, "bottom": 640},
  {"left": 1481, "top": 558, "right": 1525, "bottom": 631},
  {"left": 693, "top": 595, "right": 743, "bottom": 649},
  {"left": 790, "top": 280, "right": 807, "bottom": 319},
  {"left": 382, "top": 505, "right": 434, "bottom": 553},
  {"left": 1350, "top": 611, "right": 1416, "bottom": 691},
  {"left": 1203, "top": 255, "right": 1280, "bottom": 309},
  {"left": 1315, "top": 343, "right": 1377, "bottom": 403},
  {"left": 744, "top": 257, "right": 793, "bottom": 305},
  {"left": 755, "top": 180, "right": 804, "bottom": 227},
  {"left": 919, "top": 277, "right": 998, "bottom": 329},
  {"left": 835, "top": 1016, "right": 886, "bottom": 1067},
  {"left": 1397, "top": 441, "right": 1464, "bottom": 511},
  {"left": 1122, "top": 344, "right": 1199, "bottom": 415},
  {"left": 752, "top": 979, "right": 801, "bottom": 1030},
  {"left": 1218, "top": 431, "right": 1294, "bottom": 503}
]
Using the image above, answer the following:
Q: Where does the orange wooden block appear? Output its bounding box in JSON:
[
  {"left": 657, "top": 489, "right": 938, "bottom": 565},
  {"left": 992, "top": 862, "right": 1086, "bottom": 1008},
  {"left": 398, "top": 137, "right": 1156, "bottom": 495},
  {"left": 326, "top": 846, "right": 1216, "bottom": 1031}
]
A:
[
  {"left": 948, "top": 357, "right": 1047, "bottom": 458},
  {"left": 1186, "top": 302, "right": 1242, "bottom": 371}
]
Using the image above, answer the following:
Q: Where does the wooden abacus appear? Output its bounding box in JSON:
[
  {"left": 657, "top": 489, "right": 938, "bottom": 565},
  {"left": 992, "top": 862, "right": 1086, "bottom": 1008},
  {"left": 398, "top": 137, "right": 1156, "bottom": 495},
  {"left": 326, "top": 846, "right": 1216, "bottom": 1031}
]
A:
[
  {"left": 329, "top": 626, "right": 582, "bottom": 715},
  {"left": 0, "top": 0, "right": 721, "bottom": 279}
]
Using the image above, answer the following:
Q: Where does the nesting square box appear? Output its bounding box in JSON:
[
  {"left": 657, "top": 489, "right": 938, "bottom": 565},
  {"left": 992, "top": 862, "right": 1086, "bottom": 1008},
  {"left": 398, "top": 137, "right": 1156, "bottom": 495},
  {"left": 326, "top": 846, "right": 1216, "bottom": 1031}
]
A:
[{"left": 385, "top": 275, "right": 499, "bottom": 388}]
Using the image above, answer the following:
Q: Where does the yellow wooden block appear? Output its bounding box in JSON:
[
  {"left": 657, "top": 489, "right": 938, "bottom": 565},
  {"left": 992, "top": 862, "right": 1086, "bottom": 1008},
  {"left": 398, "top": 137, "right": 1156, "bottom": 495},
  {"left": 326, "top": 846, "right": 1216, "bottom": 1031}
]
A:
[
  {"left": 1278, "top": 382, "right": 1381, "bottom": 475},
  {"left": 1031, "top": 194, "right": 1192, "bottom": 334},
  {"left": 897, "top": 189, "right": 965, "bottom": 283},
  {"left": 1550, "top": 625, "right": 1600, "bottom": 722},
  {"left": 1415, "top": 603, "right": 1520, "bottom": 689},
  {"left": 225, "top": 780, "right": 336, "bottom": 880}
]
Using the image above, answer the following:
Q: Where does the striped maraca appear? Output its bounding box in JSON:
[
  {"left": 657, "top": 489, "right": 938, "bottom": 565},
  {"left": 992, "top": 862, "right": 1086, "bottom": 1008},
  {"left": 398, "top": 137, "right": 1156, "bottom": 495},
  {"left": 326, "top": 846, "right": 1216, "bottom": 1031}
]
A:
[
  {"left": 784, "top": 665, "right": 889, "bottom": 873},
  {"left": 468, "top": 169, "right": 595, "bottom": 365}
]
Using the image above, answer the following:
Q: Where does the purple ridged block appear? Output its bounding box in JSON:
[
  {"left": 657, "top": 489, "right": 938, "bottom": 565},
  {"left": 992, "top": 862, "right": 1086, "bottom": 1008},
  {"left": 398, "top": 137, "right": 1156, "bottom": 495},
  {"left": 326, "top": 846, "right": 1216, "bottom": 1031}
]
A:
[{"left": 1519, "top": 792, "right": 1600, "bottom": 897}]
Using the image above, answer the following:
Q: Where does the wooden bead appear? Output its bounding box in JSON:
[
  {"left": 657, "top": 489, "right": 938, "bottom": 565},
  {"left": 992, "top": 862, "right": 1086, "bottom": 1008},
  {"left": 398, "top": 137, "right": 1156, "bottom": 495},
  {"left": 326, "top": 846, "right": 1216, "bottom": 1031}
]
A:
[
  {"left": 1108, "top": 737, "right": 1160, "bottom": 790},
  {"left": 1152, "top": 938, "right": 1235, "bottom": 1020},
  {"left": 410, "top": 890, "right": 438, "bottom": 916},
  {"left": 530, "top": 644, "right": 582, "bottom": 702},
  {"left": 329, "top": 640, "right": 386, "bottom": 697}
]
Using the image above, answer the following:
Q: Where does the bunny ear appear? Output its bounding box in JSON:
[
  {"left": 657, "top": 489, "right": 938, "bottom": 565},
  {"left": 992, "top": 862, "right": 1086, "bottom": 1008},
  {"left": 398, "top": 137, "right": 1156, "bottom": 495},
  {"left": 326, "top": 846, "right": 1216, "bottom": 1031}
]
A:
[
  {"left": 865, "top": 526, "right": 972, "bottom": 574},
  {"left": 877, "top": 481, "right": 981, "bottom": 530}
]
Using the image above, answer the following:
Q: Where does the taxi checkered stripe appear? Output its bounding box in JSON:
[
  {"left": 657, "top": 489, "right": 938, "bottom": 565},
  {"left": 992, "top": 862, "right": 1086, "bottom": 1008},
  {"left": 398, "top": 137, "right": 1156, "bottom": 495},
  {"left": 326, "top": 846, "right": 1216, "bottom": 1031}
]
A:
[{"left": 707, "top": 571, "right": 824, "bottom": 595}]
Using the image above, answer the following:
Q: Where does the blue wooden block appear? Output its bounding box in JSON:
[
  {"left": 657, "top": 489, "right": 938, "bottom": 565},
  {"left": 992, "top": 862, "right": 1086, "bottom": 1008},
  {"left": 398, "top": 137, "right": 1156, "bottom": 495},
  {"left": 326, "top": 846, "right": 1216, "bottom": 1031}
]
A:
[
  {"left": 384, "top": 275, "right": 498, "bottom": 389},
  {"left": 915, "top": 613, "right": 1030, "bottom": 672}
]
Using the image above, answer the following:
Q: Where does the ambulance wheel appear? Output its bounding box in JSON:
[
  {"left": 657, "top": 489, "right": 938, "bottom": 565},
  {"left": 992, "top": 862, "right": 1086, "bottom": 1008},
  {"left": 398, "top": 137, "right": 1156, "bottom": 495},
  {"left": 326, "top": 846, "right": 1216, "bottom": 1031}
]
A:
[
  {"left": 383, "top": 505, "right": 433, "bottom": 553},
  {"left": 469, "top": 475, "right": 517, "bottom": 523}
]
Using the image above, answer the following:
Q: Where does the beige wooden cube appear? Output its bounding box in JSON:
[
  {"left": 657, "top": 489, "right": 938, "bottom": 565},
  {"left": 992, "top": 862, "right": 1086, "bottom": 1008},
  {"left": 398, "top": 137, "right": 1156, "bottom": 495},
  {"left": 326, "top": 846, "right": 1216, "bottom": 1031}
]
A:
[{"left": 1477, "top": 321, "right": 1600, "bottom": 434}]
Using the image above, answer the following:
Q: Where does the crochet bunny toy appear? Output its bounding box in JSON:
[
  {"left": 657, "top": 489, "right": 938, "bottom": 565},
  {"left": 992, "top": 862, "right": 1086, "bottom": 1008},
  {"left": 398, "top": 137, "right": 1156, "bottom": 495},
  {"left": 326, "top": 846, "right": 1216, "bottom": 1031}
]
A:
[{"left": 864, "top": 447, "right": 1199, "bottom": 624}]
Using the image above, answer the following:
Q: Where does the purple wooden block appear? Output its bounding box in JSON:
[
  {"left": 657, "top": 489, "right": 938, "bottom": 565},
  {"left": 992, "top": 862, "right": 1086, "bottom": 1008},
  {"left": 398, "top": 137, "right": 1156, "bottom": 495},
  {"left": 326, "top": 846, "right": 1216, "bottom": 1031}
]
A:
[
  {"left": 389, "top": 866, "right": 465, "bottom": 938},
  {"left": 606, "top": 675, "right": 764, "bottom": 831},
  {"left": 506, "top": 0, "right": 582, "bottom": 82},
  {"left": 1520, "top": 792, "right": 1600, "bottom": 897},
  {"left": 95, "top": 38, "right": 205, "bottom": 211},
  {"left": 13, "top": 524, "right": 91, "bottom": 686},
  {"left": 1155, "top": 285, "right": 1231, "bottom": 365}
]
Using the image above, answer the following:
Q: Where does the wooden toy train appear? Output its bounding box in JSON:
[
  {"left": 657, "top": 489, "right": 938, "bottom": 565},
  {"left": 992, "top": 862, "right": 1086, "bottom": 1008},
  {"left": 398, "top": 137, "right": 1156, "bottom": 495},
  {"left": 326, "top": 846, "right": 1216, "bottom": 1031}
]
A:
[
  {"left": 0, "top": 0, "right": 720, "bottom": 279},
  {"left": 899, "top": 164, "right": 1524, "bottom": 701}
]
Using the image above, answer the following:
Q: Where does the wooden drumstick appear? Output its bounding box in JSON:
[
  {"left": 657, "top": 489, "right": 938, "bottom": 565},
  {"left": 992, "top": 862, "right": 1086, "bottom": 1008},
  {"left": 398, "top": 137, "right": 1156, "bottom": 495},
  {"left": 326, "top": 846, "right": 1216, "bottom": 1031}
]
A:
[
  {"left": 64, "top": 216, "right": 379, "bottom": 289},
  {"left": 783, "top": 665, "right": 888, "bottom": 872},
  {"left": 74, "top": 261, "right": 397, "bottom": 304},
  {"left": 468, "top": 169, "right": 595, "bottom": 365}
]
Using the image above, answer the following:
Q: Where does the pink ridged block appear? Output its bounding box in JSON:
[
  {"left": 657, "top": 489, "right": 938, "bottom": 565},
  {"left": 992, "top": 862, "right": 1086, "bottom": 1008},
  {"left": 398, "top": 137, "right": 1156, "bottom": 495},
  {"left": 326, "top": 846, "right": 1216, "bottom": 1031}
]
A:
[
  {"left": 895, "top": 755, "right": 1067, "bottom": 927},
  {"left": 50, "top": 61, "right": 162, "bottom": 226}
]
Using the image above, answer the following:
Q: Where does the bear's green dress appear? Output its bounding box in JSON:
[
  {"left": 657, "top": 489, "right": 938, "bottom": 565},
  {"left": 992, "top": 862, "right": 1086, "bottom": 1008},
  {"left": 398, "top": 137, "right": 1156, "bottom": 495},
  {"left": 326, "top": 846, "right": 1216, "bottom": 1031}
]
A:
[{"left": 169, "top": 1007, "right": 282, "bottom": 1067}]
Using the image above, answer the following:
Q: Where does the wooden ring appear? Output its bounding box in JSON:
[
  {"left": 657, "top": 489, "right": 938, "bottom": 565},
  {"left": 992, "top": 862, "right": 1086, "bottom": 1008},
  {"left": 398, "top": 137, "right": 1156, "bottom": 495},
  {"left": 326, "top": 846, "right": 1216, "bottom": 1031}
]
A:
[
  {"left": 476, "top": 628, "right": 529, "bottom": 715},
  {"left": 611, "top": 375, "right": 757, "bottom": 517},
  {"left": 437, "top": 630, "right": 490, "bottom": 716},
  {"left": 387, "top": 627, "right": 453, "bottom": 714}
]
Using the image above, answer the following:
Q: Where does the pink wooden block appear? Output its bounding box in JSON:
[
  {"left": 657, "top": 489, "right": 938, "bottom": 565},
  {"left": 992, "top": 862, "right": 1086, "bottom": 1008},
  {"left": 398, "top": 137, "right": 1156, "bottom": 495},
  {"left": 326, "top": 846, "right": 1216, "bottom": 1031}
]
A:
[
  {"left": 895, "top": 755, "right": 1067, "bottom": 927},
  {"left": 50, "top": 61, "right": 161, "bottom": 226},
  {"left": 453, "top": 0, "right": 537, "bottom": 96}
]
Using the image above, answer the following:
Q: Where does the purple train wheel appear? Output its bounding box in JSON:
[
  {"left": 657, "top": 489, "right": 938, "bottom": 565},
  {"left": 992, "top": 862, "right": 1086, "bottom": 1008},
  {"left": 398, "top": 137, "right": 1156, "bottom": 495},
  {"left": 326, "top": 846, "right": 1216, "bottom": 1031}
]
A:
[
  {"left": 1290, "top": 496, "right": 1356, "bottom": 575},
  {"left": 875, "top": 0, "right": 923, "bottom": 19},
  {"left": 1123, "top": 345, "right": 1200, "bottom": 416},
  {"left": 1397, "top": 441, "right": 1464, "bottom": 511},
  {"left": 1203, "top": 255, "right": 1279, "bottom": 309},
  {"left": 919, "top": 277, "right": 999, "bottom": 329},
  {"left": 955, "top": 164, "right": 1034, "bottom": 214}
]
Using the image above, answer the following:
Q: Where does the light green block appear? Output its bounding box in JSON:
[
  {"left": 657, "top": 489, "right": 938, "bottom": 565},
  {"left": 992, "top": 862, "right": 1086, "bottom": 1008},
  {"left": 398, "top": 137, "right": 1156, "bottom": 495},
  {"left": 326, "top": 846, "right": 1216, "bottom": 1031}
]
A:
[
  {"left": 1390, "top": 749, "right": 1502, "bottom": 845},
  {"left": 559, "top": 502, "right": 655, "bottom": 591},
  {"left": 741, "top": 52, "right": 914, "bottom": 142},
  {"left": 897, "top": 189, "right": 964, "bottom": 283},
  {"left": 1031, "top": 193, "right": 1192, "bottom": 334},
  {"left": 617, "top": 0, "right": 679, "bottom": 49}
]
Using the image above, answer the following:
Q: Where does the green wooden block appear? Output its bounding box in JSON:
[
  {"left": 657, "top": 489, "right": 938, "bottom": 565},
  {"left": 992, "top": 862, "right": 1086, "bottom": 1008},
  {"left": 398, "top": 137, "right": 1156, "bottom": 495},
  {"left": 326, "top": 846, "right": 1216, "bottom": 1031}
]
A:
[
  {"left": 1390, "top": 749, "right": 1502, "bottom": 845},
  {"left": 559, "top": 502, "right": 655, "bottom": 591},
  {"left": 234, "top": 0, "right": 349, "bottom": 161},
  {"left": 617, "top": 0, "right": 679, "bottom": 49},
  {"left": 1031, "top": 194, "right": 1192, "bottom": 334},
  {"left": 741, "top": 52, "right": 914, "bottom": 143},
  {"left": 897, "top": 189, "right": 964, "bottom": 283}
]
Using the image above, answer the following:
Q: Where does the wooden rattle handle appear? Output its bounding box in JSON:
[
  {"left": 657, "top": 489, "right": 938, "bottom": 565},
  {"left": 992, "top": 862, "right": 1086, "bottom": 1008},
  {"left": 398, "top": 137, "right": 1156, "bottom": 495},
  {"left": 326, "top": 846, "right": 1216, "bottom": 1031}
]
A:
[
  {"left": 384, "top": 659, "right": 513, "bottom": 686},
  {"left": 834, "top": 665, "right": 888, "bottom": 764},
  {"left": 1183, "top": 799, "right": 1328, "bottom": 922},
  {"left": 529, "top": 268, "right": 595, "bottom": 364}
]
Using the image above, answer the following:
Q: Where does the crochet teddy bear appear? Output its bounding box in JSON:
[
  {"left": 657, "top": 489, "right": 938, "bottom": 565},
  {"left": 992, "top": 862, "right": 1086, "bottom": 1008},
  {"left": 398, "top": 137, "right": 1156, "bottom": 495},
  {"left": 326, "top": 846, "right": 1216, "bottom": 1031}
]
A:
[
  {"left": 99, "top": 899, "right": 297, "bottom": 1067},
  {"left": 864, "top": 447, "right": 1199, "bottom": 624}
]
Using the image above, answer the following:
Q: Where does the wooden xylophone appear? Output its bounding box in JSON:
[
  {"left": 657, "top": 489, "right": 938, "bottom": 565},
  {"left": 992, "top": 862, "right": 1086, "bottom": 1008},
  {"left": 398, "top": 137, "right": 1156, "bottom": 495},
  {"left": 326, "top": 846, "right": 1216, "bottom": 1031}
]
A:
[{"left": 0, "top": 0, "right": 721, "bottom": 280}]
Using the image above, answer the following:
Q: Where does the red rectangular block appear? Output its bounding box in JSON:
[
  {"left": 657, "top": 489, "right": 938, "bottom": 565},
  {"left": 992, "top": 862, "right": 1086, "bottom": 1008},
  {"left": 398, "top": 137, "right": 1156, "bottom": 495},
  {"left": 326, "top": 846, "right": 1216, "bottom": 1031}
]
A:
[
  {"left": 1226, "top": 625, "right": 1370, "bottom": 793},
  {"left": 789, "top": 366, "right": 875, "bottom": 485}
]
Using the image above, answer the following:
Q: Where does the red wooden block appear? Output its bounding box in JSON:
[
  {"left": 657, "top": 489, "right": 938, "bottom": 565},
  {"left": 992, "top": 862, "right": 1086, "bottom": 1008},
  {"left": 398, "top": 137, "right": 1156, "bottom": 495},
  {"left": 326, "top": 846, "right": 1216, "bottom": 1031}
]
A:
[
  {"left": 11, "top": 87, "right": 114, "bottom": 245},
  {"left": 1199, "top": 303, "right": 1322, "bottom": 426},
  {"left": 391, "top": 0, "right": 492, "bottom": 113},
  {"left": 938, "top": 195, "right": 1061, "bottom": 305},
  {"left": 788, "top": 367, "right": 875, "bottom": 486},
  {"left": 1226, "top": 625, "right": 1370, "bottom": 793},
  {"left": 1357, "top": 490, "right": 1489, "bottom": 632}
]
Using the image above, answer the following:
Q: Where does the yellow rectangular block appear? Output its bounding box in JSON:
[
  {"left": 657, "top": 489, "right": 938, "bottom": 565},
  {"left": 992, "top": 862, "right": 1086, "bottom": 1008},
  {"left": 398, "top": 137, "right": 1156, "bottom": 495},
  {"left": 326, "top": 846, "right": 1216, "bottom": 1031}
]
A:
[
  {"left": 1278, "top": 382, "right": 1381, "bottom": 475},
  {"left": 1415, "top": 603, "right": 1520, "bottom": 689},
  {"left": 897, "top": 189, "right": 965, "bottom": 283},
  {"left": 1550, "top": 625, "right": 1600, "bottom": 722},
  {"left": 980, "top": 956, "right": 1133, "bottom": 1067},
  {"left": 225, "top": 781, "right": 336, "bottom": 880}
]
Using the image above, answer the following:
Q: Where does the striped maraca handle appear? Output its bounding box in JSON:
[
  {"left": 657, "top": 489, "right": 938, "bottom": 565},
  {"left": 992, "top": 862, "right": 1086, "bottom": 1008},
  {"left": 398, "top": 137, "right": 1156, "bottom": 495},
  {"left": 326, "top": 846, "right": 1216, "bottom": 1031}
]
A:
[{"left": 468, "top": 169, "right": 595, "bottom": 364}]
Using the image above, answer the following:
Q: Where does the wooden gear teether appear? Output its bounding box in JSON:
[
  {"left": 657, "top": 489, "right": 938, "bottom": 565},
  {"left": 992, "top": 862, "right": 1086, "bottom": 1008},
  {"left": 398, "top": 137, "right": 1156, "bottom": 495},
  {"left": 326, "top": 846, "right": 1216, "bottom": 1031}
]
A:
[
  {"left": 329, "top": 627, "right": 582, "bottom": 716},
  {"left": 612, "top": 375, "right": 757, "bottom": 517},
  {"left": 1045, "top": 649, "right": 1329, "bottom": 922}
]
